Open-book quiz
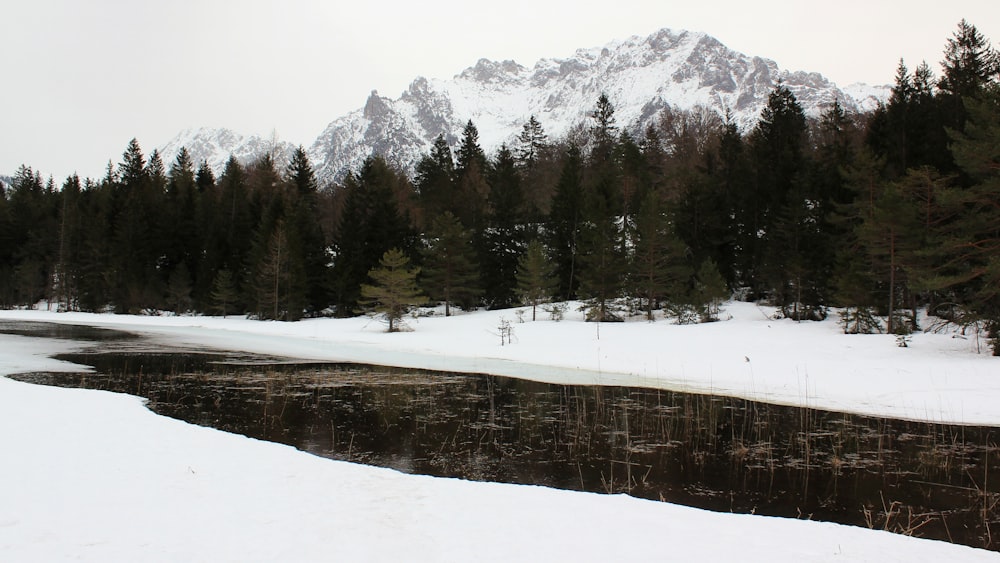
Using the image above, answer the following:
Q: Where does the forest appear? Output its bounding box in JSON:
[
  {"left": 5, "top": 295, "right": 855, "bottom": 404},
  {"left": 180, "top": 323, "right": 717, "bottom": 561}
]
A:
[{"left": 1, "top": 21, "right": 998, "bottom": 352}]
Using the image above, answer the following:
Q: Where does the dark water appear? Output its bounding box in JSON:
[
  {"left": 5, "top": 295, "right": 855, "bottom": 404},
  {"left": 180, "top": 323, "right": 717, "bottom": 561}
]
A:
[{"left": 4, "top": 321, "right": 999, "bottom": 550}]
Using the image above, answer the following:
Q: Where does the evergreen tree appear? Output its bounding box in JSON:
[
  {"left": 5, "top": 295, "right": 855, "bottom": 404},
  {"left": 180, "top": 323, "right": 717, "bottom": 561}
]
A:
[
  {"left": 420, "top": 211, "right": 480, "bottom": 315},
  {"left": 415, "top": 134, "right": 455, "bottom": 224},
  {"left": 692, "top": 259, "right": 729, "bottom": 322},
  {"left": 480, "top": 144, "right": 526, "bottom": 308},
  {"left": 746, "top": 85, "right": 810, "bottom": 303},
  {"left": 590, "top": 93, "right": 618, "bottom": 160},
  {"left": 938, "top": 20, "right": 999, "bottom": 100},
  {"left": 360, "top": 248, "right": 426, "bottom": 332},
  {"left": 857, "top": 181, "right": 923, "bottom": 334},
  {"left": 922, "top": 85, "right": 1000, "bottom": 350},
  {"left": 332, "top": 156, "right": 413, "bottom": 315},
  {"left": 209, "top": 268, "right": 238, "bottom": 317},
  {"left": 165, "top": 148, "right": 199, "bottom": 293},
  {"left": 631, "top": 190, "right": 681, "bottom": 320},
  {"left": 516, "top": 115, "right": 548, "bottom": 168},
  {"left": 578, "top": 191, "right": 627, "bottom": 322},
  {"left": 4, "top": 166, "right": 55, "bottom": 306},
  {"left": 547, "top": 145, "right": 585, "bottom": 300},
  {"left": 830, "top": 149, "right": 886, "bottom": 332},
  {"left": 252, "top": 218, "right": 306, "bottom": 321},
  {"left": 454, "top": 120, "right": 489, "bottom": 230},
  {"left": 285, "top": 146, "right": 329, "bottom": 314},
  {"left": 516, "top": 239, "right": 555, "bottom": 321},
  {"left": 683, "top": 117, "right": 744, "bottom": 289}
]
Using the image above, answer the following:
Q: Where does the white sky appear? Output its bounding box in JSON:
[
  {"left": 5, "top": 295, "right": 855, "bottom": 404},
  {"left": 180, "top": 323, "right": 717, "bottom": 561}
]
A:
[{"left": 2, "top": 0, "right": 998, "bottom": 183}]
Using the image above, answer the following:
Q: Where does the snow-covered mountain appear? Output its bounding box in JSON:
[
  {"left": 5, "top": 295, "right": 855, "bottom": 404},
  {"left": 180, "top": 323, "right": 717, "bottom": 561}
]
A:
[
  {"left": 160, "top": 28, "right": 889, "bottom": 185},
  {"left": 158, "top": 127, "right": 297, "bottom": 176}
]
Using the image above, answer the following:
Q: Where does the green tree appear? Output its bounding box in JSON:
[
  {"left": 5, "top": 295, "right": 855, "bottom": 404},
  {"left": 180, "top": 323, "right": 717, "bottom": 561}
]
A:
[
  {"left": 454, "top": 120, "right": 489, "bottom": 230},
  {"left": 516, "top": 115, "right": 548, "bottom": 168},
  {"left": 938, "top": 20, "right": 999, "bottom": 100},
  {"left": 692, "top": 259, "right": 729, "bottom": 322},
  {"left": 857, "top": 181, "right": 923, "bottom": 334},
  {"left": 631, "top": 190, "right": 683, "bottom": 320},
  {"left": 922, "top": 85, "right": 1000, "bottom": 350},
  {"left": 480, "top": 144, "right": 526, "bottom": 308},
  {"left": 361, "top": 248, "right": 426, "bottom": 332},
  {"left": 746, "top": 85, "right": 810, "bottom": 303},
  {"left": 209, "top": 268, "right": 238, "bottom": 317},
  {"left": 415, "top": 134, "right": 455, "bottom": 225},
  {"left": 546, "top": 145, "right": 585, "bottom": 300},
  {"left": 285, "top": 146, "right": 329, "bottom": 314},
  {"left": 420, "top": 212, "right": 480, "bottom": 315},
  {"left": 332, "top": 156, "right": 414, "bottom": 315},
  {"left": 516, "top": 239, "right": 555, "bottom": 321}
]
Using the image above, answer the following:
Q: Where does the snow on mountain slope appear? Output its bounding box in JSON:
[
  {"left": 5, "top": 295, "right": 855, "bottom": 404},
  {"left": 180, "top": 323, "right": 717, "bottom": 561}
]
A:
[
  {"left": 161, "top": 28, "right": 890, "bottom": 184},
  {"left": 158, "top": 127, "right": 298, "bottom": 176}
]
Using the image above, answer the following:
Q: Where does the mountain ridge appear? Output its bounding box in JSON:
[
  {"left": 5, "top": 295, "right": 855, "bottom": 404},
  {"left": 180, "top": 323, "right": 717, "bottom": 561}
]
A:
[{"left": 160, "top": 28, "right": 889, "bottom": 184}]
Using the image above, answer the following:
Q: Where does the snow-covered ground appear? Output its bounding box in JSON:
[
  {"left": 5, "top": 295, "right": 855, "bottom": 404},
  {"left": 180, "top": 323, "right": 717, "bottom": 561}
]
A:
[{"left": 1, "top": 302, "right": 999, "bottom": 562}]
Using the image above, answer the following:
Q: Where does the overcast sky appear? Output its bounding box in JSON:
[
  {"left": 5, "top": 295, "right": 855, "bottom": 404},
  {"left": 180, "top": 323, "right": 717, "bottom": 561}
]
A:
[{"left": 2, "top": 0, "right": 998, "bottom": 183}]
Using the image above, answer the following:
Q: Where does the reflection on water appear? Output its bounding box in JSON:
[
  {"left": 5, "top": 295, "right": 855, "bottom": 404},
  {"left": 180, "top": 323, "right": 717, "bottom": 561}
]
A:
[
  {"left": 0, "top": 320, "right": 137, "bottom": 342},
  {"left": 10, "top": 345, "right": 998, "bottom": 551}
]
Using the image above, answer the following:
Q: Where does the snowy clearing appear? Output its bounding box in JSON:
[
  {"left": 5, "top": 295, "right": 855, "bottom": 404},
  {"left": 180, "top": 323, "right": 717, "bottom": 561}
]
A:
[{"left": 1, "top": 302, "right": 999, "bottom": 561}]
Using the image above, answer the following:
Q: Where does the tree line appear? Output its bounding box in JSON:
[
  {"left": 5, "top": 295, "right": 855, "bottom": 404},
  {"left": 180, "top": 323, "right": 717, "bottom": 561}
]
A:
[{"left": 1, "top": 21, "right": 998, "bottom": 351}]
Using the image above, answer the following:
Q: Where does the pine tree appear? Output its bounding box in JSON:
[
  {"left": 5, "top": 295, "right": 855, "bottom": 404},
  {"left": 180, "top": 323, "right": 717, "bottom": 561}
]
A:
[
  {"left": 165, "top": 148, "right": 199, "bottom": 296},
  {"left": 631, "top": 190, "right": 676, "bottom": 320},
  {"left": 285, "top": 146, "right": 329, "bottom": 314},
  {"left": 209, "top": 269, "right": 238, "bottom": 317},
  {"left": 938, "top": 20, "right": 999, "bottom": 100},
  {"left": 112, "top": 139, "right": 162, "bottom": 312},
  {"left": 830, "top": 149, "right": 886, "bottom": 333},
  {"left": 420, "top": 211, "right": 480, "bottom": 315},
  {"left": 747, "top": 85, "right": 810, "bottom": 303},
  {"left": 547, "top": 145, "right": 585, "bottom": 300},
  {"left": 590, "top": 93, "right": 618, "bottom": 160},
  {"left": 361, "top": 248, "right": 426, "bottom": 332},
  {"left": 857, "top": 182, "right": 923, "bottom": 334},
  {"left": 253, "top": 214, "right": 308, "bottom": 321},
  {"left": 454, "top": 120, "right": 489, "bottom": 230},
  {"left": 516, "top": 115, "right": 548, "bottom": 168},
  {"left": 922, "top": 85, "right": 1000, "bottom": 350},
  {"left": 480, "top": 144, "right": 526, "bottom": 308},
  {"left": 415, "top": 135, "right": 455, "bottom": 224},
  {"left": 332, "top": 156, "right": 414, "bottom": 315},
  {"left": 516, "top": 239, "right": 555, "bottom": 321},
  {"left": 692, "top": 259, "right": 729, "bottom": 322},
  {"left": 578, "top": 192, "right": 626, "bottom": 322}
]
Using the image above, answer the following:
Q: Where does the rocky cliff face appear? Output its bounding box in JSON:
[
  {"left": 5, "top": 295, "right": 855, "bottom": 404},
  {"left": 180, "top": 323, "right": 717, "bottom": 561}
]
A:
[{"left": 161, "top": 28, "right": 889, "bottom": 185}]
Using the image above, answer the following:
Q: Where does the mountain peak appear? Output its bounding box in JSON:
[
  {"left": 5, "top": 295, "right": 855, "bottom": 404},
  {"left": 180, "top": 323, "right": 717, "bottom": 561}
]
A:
[
  {"left": 161, "top": 27, "right": 888, "bottom": 184},
  {"left": 458, "top": 59, "right": 527, "bottom": 84}
]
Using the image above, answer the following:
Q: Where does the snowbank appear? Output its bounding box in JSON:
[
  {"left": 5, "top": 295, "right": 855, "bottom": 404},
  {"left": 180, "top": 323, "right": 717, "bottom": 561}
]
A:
[{"left": 1, "top": 303, "right": 999, "bottom": 561}]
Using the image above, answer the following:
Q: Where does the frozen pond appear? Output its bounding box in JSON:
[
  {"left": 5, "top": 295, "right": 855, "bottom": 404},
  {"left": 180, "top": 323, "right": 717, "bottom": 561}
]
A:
[{"left": 4, "top": 320, "right": 999, "bottom": 551}]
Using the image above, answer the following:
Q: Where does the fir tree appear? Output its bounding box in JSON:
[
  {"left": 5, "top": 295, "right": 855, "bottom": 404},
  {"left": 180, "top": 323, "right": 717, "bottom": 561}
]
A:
[
  {"left": 938, "top": 20, "right": 999, "bottom": 100},
  {"left": 631, "top": 190, "right": 676, "bottom": 320},
  {"left": 516, "top": 115, "right": 548, "bottom": 168},
  {"left": 547, "top": 145, "right": 585, "bottom": 300},
  {"left": 480, "top": 144, "right": 526, "bottom": 308},
  {"left": 415, "top": 135, "right": 455, "bottom": 224},
  {"left": 692, "top": 259, "right": 729, "bottom": 322},
  {"left": 332, "top": 156, "right": 414, "bottom": 315},
  {"left": 209, "top": 268, "right": 238, "bottom": 317},
  {"left": 420, "top": 211, "right": 480, "bottom": 315},
  {"left": 516, "top": 239, "right": 555, "bottom": 321},
  {"left": 285, "top": 146, "right": 329, "bottom": 314},
  {"left": 361, "top": 248, "right": 426, "bottom": 332}
]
